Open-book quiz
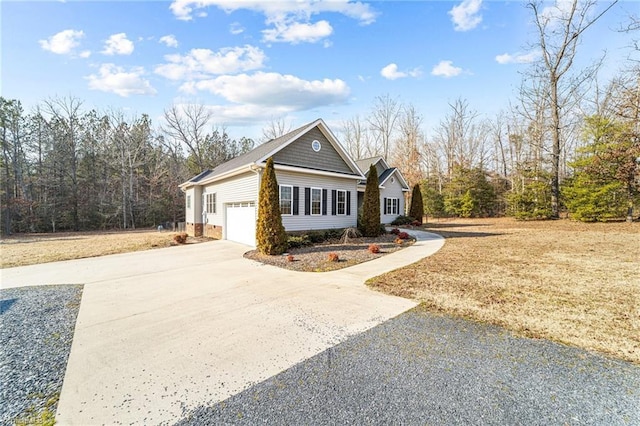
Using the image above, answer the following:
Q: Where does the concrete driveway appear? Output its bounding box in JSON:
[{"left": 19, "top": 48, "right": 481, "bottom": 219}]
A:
[{"left": 1, "top": 231, "right": 443, "bottom": 425}]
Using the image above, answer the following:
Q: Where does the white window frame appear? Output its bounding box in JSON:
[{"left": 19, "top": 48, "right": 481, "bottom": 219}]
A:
[
  {"left": 311, "top": 187, "right": 322, "bottom": 216},
  {"left": 385, "top": 197, "right": 399, "bottom": 215},
  {"left": 206, "top": 193, "right": 217, "bottom": 214},
  {"left": 186, "top": 195, "right": 191, "bottom": 209},
  {"left": 279, "top": 185, "right": 293, "bottom": 216},
  {"left": 336, "top": 190, "right": 346, "bottom": 215}
]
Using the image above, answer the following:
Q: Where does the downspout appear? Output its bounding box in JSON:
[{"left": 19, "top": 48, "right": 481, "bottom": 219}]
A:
[{"left": 250, "top": 163, "right": 262, "bottom": 240}]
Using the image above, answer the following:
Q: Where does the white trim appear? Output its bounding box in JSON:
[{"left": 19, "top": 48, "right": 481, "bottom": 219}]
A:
[
  {"left": 379, "top": 168, "right": 410, "bottom": 191},
  {"left": 179, "top": 164, "right": 251, "bottom": 189},
  {"left": 310, "top": 187, "right": 322, "bottom": 216},
  {"left": 279, "top": 184, "right": 293, "bottom": 216},
  {"left": 271, "top": 164, "right": 363, "bottom": 180},
  {"left": 385, "top": 197, "right": 400, "bottom": 215},
  {"left": 206, "top": 193, "right": 217, "bottom": 214},
  {"left": 336, "top": 189, "right": 346, "bottom": 215}
]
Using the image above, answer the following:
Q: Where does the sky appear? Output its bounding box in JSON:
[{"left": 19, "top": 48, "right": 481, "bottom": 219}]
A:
[{"left": 1, "top": 0, "right": 638, "bottom": 142}]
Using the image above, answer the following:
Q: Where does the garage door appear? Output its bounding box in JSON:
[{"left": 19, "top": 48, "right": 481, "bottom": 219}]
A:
[{"left": 225, "top": 202, "right": 256, "bottom": 246}]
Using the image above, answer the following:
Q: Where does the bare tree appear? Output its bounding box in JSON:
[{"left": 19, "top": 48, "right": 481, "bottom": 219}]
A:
[
  {"left": 261, "top": 116, "right": 292, "bottom": 142},
  {"left": 392, "top": 103, "right": 425, "bottom": 187},
  {"left": 161, "top": 103, "right": 213, "bottom": 173},
  {"left": 368, "top": 94, "right": 401, "bottom": 161},
  {"left": 340, "top": 115, "right": 380, "bottom": 160},
  {"left": 527, "top": 0, "right": 619, "bottom": 217}
]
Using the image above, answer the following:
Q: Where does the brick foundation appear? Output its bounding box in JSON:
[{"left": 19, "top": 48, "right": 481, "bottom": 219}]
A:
[
  {"left": 186, "top": 222, "right": 204, "bottom": 237},
  {"left": 204, "top": 224, "right": 222, "bottom": 239}
]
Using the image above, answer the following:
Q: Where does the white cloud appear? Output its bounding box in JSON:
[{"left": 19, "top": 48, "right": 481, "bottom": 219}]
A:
[
  {"left": 102, "top": 33, "right": 134, "bottom": 56},
  {"left": 263, "top": 20, "right": 333, "bottom": 44},
  {"left": 230, "top": 22, "right": 245, "bottom": 35},
  {"left": 154, "top": 45, "right": 266, "bottom": 80},
  {"left": 169, "top": 0, "right": 377, "bottom": 25},
  {"left": 449, "top": 0, "right": 482, "bottom": 31},
  {"left": 39, "top": 29, "right": 85, "bottom": 55},
  {"left": 495, "top": 51, "right": 541, "bottom": 64},
  {"left": 431, "top": 60, "right": 463, "bottom": 78},
  {"left": 180, "top": 72, "right": 350, "bottom": 110},
  {"left": 79, "top": 50, "right": 92, "bottom": 58},
  {"left": 159, "top": 34, "right": 179, "bottom": 48},
  {"left": 86, "top": 64, "right": 156, "bottom": 97},
  {"left": 380, "top": 63, "right": 422, "bottom": 80}
]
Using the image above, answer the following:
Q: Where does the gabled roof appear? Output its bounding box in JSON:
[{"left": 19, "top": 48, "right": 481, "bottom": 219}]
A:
[
  {"left": 355, "top": 156, "right": 389, "bottom": 174},
  {"left": 355, "top": 156, "right": 410, "bottom": 191},
  {"left": 180, "top": 118, "right": 363, "bottom": 188}
]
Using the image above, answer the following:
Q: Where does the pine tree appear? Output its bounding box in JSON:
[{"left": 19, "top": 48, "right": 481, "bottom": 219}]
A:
[
  {"left": 408, "top": 184, "right": 424, "bottom": 223},
  {"left": 256, "top": 157, "right": 287, "bottom": 255},
  {"left": 361, "top": 164, "right": 381, "bottom": 237}
]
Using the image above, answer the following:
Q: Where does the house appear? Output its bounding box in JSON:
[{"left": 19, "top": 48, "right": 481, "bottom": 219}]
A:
[
  {"left": 355, "top": 157, "right": 410, "bottom": 224},
  {"left": 179, "top": 119, "right": 407, "bottom": 246}
]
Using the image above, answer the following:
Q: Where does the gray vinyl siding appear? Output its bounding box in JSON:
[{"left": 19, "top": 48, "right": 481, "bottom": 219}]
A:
[
  {"left": 202, "top": 172, "right": 258, "bottom": 227},
  {"left": 380, "top": 171, "right": 406, "bottom": 224},
  {"left": 275, "top": 170, "right": 357, "bottom": 232},
  {"left": 272, "top": 127, "right": 355, "bottom": 175},
  {"left": 374, "top": 160, "right": 386, "bottom": 178}
]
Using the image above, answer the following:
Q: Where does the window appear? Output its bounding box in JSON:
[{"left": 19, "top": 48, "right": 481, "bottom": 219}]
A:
[
  {"left": 337, "top": 190, "right": 346, "bottom": 215},
  {"left": 385, "top": 197, "right": 399, "bottom": 215},
  {"left": 279, "top": 185, "right": 292, "bottom": 215},
  {"left": 206, "top": 193, "right": 216, "bottom": 214},
  {"left": 311, "top": 188, "right": 322, "bottom": 215},
  {"left": 186, "top": 195, "right": 191, "bottom": 209}
]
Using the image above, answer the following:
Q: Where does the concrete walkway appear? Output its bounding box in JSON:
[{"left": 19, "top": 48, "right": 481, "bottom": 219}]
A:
[{"left": 2, "top": 230, "right": 444, "bottom": 425}]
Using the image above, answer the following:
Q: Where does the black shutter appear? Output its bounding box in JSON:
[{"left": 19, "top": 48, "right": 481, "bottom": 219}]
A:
[
  {"left": 293, "top": 186, "right": 299, "bottom": 215},
  {"left": 304, "top": 187, "right": 310, "bottom": 215},
  {"left": 322, "top": 189, "right": 327, "bottom": 215},
  {"left": 331, "top": 190, "right": 337, "bottom": 215},
  {"left": 347, "top": 191, "right": 351, "bottom": 215},
  {"left": 383, "top": 197, "right": 388, "bottom": 215}
]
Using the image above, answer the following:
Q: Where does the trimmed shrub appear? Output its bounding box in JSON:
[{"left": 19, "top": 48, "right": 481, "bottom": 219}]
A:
[
  {"left": 390, "top": 228, "right": 400, "bottom": 235},
  {"left": 409, "top": 184, "right": 424, "bottom": 222},
  {"left": 360, "top": 165, "right": 381, "bottom": 237},
  {"left": 256, "top": 158, "right": 288, "bottom": 255},
  {"left": 287, "top": 235, "right": 311, "bottom": 249},
  {"left": 368, "top": 243, "right": 380, "bottom": 254},
  {"left": 391, "top": 215, "right": 414, "bottom": 226},
  {"left": 327, "top": 252, "right": 339, "bottom": 262},
  {"left": 397, "top": 231, "right": 410, "bottom": 240},
  {"left": 286, "top": 254, "right": 295, "bottom": 262},
  {"left": 173, "top": 233, "right": 188, "bottom": 244},
  {"left": 394, "top": 238, "right": 404, "bottom": 245}
]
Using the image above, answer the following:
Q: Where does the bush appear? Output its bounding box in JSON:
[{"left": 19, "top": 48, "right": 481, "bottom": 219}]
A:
[
  {"left": 173, "top": 233, "right": 188, "bottom": 244},
  {"left": 391, "top": 215, "right": 414, "bottom": 226},
  {"left": 361, "top": 164, "right": 381, "bottom": 237},
  {"left": 341, "top": 227, "right": 362, "bottom": 244},
  {"left": 368, "top": 243, "right": 380, "bottom": 254},
  {"left": 397, "top": 231, "right": 410, "bottom": 240},
  {"left": 390, "top": 228, "right": 400, "bottom": 235},
  {"left": 287, "top": 235, "right": 311, "bottom": 249},
  {"left": 409, "top": 184, "right": 424, "bottom": 222},
  {"left": 286, "top": 254, "right": 294, "bottom": 262},
  {"left": 394, "top": 238, "right": 404, "bottom": 245},
  {"left": 256, "top": 157, "right": 288, "bottom": 255},
  {"left": 327, "top": 252, "right": 339, "bottom": 262},
  {"left": 411, "top": 220, "right": 422, "bottom": 226}
]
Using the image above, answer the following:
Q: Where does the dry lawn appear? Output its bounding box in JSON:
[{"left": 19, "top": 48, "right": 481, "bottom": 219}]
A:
[
  {"left": 0, "top": 230, "right": 196, "bottom": 268},
  {"left": 368, "top": 217, "right": 640, "bottom": 364}
]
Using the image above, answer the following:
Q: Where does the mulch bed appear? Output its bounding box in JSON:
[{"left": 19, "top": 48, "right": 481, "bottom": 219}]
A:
[{"left": 244, "top": 234, "right": 415, "bottom": 272}]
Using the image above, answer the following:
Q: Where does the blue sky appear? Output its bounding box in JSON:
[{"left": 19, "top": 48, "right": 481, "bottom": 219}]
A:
[{"left": 2, "top": 0, "right": 637, "bottom": 141}]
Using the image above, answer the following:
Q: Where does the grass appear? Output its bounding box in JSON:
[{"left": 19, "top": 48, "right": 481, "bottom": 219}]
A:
[
  {"left": 0, "top": 230, "right": 193, "bottom": 268},
  {"left": 14, "top": 393, "right": 59, "bottom": 426},
  {"left": 367, "top": 217, "right": 640, "bottom": 364}
]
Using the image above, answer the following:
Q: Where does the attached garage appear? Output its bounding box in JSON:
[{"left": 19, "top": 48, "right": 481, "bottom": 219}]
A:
[{"left": 225, "top": 202, "right": 256, "bottom": 246}]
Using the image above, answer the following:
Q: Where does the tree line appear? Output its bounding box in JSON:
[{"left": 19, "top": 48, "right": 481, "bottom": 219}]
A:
[
  {"left": 0, "top": 98, "right": 255, "bottom": 234},
  {"left": 339, "top": 0, "right": 639, "bottom": 222}
]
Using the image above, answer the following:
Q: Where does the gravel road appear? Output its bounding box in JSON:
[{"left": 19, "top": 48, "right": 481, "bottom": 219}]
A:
[
  {"left": 0, "top": 285, "right": 83, "bottom": 425},
  {"left": 176, "top": 306, "right": 640, "bottom": 425}
]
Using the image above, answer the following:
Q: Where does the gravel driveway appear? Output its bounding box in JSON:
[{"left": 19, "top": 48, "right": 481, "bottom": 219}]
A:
[
  {"left": 176, "top": 306, "right": 640, "bottom": 425},
  {"left": 0, "top": 285, "right": 82, "bottom": 424}
]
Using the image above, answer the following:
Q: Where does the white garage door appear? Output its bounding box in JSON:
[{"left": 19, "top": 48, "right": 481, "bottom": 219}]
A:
[{"left": 225, "top": 202, "right": 256, "bottom": 246}]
